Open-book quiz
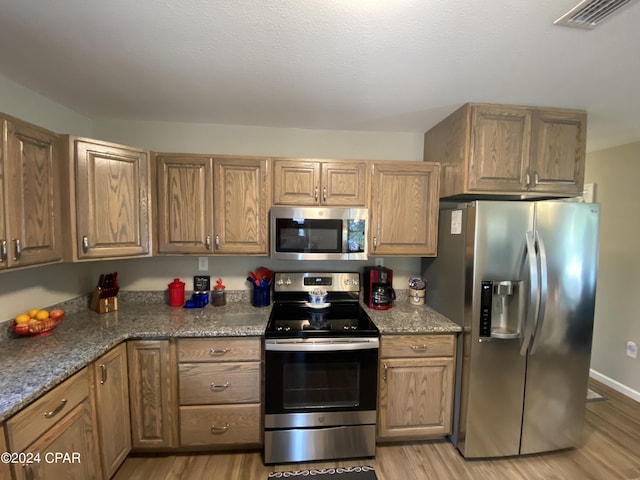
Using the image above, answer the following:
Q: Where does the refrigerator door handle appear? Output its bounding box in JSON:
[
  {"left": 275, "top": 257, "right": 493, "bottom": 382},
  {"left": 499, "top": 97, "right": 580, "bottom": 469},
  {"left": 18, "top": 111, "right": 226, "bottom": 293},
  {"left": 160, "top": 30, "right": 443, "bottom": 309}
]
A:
[
  {"left": 529, "top": 231, "right": 548, "bottom": 355},
  {"left": 520, "top": 231, "right": 540, "bottom": 356}
]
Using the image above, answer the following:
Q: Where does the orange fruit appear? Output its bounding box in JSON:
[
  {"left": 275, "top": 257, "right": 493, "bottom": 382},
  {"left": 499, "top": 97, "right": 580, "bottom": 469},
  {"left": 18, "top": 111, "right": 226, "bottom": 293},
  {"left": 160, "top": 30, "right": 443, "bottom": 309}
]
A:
[
  {"left": 35, "top": 310, "right": 50, "bottom": 321},
  {"left": 15, "top": 313, "right": 30, "bottom": 324}
]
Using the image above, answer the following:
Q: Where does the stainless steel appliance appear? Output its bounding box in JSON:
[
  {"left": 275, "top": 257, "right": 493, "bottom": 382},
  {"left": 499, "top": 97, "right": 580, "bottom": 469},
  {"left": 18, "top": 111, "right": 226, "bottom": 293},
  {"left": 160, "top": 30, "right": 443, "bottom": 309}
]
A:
[
  {"left": 270, "top": 206, "right": 368, "bottom": 260},
  {"left": 363, "top": 266, "right": 395, "bottom": 310},
  {"left": 264, "top": 272, "right": 379, "bottom": 464},
  {"left": 422, "top": 200, "right": 600, "bottom": 458}
]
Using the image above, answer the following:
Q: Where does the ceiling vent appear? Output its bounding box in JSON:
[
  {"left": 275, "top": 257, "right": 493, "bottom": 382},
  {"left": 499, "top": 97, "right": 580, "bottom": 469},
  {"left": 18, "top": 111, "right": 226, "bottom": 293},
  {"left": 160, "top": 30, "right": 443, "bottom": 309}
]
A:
[{"left": 554, "top": 0, "right": 638, "bottom": 29}]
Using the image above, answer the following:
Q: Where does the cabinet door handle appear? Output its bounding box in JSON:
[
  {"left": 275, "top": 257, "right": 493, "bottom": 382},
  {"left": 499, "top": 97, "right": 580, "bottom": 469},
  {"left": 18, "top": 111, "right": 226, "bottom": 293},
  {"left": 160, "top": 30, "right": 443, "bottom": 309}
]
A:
[
  {"left": 210, "top": 382, "right": 230, "bottom": 392},
  {"left": 23, "top": 464, "right": 35, "bottom": 480},
  {"left": 100, "top": 364, "right": 108, "bottom": 384},
  {"left": 82, "top": 235, "right": 89, "bottom": 253},
  {"left": 210, "top": 423, "right": 230, "bottom": 434},
  {"left": 215, "top": 234, "right": 220, "bottom": 250},
  {"left": 314, "top": 186, "right": 319, "bottom": 202},
  {"left": 205, "top": 235, "right": 211, "bottom": 250},
  {"left": 209, "top": 348, "right": 229, "bottom": 356},
  {"left": 383, "top": 363, "right": 388, "bottom": 382},
  {"left": 410, "top": 344, "right": 427, "bottom": 352},
  {"left": 373, "top": 237, "right": 378, "bottom": 251},
  {"left": 44, "top": 398, "right": 67, "bottom": 418},
  {"left": 525, "top": 172, "right": 531, "bottom": 188},
  {"left": 0, "top": 240, "right": 6, "bottom": 262},
  {"left": 13, "top": 239, "right": 21, "bottom": 260},
  {"left": 322, "top": 186, "right": 327, "bottom": 202},
  {"left": 533, "top": 172, "right": 539, "bottom": 186}
]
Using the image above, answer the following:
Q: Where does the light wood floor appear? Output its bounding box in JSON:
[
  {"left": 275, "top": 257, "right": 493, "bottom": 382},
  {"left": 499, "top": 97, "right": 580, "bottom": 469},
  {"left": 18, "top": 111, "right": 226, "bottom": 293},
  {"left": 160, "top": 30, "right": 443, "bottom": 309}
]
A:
[{"left": 113, "top": 380, "right": 640, "bottom": 480}]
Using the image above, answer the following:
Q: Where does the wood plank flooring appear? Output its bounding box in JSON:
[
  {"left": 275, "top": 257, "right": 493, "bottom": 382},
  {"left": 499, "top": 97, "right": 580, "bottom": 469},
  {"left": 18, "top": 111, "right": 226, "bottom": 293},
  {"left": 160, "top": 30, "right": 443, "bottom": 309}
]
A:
[{"left": 113, "top": 380, "right": 640, "bottom": 480}]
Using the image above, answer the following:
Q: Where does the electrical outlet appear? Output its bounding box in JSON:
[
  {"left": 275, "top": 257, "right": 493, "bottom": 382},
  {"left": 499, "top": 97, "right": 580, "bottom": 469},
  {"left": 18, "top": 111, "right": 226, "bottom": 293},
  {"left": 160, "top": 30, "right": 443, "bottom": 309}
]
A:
[
  {"left": 627, "top": 341, "right": 638, "bottom": 359},
  {"left": 374, "top": 257, "right": 384, "bottom": 267},
  {"left": 198, "top": 257, "right": 209, "bottom": 271}
]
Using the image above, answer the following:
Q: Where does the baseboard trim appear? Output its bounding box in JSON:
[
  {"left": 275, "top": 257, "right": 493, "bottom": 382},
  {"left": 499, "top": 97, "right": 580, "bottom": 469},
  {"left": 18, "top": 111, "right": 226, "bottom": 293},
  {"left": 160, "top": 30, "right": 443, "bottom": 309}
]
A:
[{"left": 590, "top": 369, "right": 640, "bottom": 403}]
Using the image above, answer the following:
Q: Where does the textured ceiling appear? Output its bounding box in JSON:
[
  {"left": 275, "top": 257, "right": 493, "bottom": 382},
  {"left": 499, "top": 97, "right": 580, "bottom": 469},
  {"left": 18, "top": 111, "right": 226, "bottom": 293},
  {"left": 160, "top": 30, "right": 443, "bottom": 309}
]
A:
[{"left": 0, "top": 0, "right": 638, "bottom": 151}]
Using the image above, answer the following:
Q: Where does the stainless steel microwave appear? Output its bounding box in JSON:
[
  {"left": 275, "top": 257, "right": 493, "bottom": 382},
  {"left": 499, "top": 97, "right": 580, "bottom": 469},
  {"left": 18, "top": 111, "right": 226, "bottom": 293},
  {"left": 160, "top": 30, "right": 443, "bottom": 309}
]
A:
[{"left": 270, "top": 206, "right": 368, "bottom": 260}]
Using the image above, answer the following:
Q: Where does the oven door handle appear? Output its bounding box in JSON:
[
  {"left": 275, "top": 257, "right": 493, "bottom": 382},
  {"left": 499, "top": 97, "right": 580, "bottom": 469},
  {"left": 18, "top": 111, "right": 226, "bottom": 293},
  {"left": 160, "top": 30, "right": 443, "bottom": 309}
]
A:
[{"left": 265, "top": 339, "right": 379, "bottom": 352}]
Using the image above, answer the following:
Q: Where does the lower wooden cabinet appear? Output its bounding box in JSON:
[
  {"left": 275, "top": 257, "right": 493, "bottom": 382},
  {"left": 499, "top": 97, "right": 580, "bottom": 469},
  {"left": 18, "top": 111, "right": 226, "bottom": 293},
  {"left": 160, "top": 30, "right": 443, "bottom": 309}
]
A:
[
  {"left": 0, "top": 423, "right": 12, "bottom": 480},
  {"left": 127, "top": 339, "right": 178, "bottom": 450},
  {"left": 176, "top": 337, "right": 262, "bottom": 448},
  {"left": 5, "top": 368, "right": 100, "bottom": 480},
  {"left": 377, "top": 334, "right": 456, "bottom": 441},
  {"left": 93, "top": 343, "right": 131, "bottom": 478}
]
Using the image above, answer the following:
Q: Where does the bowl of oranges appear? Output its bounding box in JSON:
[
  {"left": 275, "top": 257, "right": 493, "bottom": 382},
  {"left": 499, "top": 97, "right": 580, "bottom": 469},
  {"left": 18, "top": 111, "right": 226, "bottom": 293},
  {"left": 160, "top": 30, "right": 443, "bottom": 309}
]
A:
[{"left": 12, "top": 308, "right": 65, "bottom": 337}]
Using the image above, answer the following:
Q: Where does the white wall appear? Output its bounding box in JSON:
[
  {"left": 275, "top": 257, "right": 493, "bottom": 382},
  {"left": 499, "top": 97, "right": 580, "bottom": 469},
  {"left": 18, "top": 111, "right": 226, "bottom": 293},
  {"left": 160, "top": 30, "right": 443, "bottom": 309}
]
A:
[
  {"left": 585, "top": 141, "right": 640, "bottom": 400},
  {"left": 0, "top": 75, "right": 424, "bottom": 322}
]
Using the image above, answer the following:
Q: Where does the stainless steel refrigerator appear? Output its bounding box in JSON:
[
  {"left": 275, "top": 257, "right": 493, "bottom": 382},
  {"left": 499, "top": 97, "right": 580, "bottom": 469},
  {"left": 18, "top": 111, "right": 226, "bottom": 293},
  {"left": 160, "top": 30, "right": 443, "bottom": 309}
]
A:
[{"left": 422, "top": 200, "right": 600, "bottom": 458}]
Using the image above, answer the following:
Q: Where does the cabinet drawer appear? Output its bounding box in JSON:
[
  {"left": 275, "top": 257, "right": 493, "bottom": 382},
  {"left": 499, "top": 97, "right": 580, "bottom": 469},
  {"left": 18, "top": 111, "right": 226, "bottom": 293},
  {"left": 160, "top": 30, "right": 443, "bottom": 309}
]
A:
[
  {"left": 380, "top": 335, "right": 455, "bottom": 358},
  {"left": 179, "top": 404, "right": 261, "bottom": 447},
  {"left": 6, "top": 368, "right": 89, "bottom": 452},
  {"left": 179, "top": 362, "right": 260, "bottom": 405},
  {"left": 177, "top": 337, "right": 261, "bottom": 362}
]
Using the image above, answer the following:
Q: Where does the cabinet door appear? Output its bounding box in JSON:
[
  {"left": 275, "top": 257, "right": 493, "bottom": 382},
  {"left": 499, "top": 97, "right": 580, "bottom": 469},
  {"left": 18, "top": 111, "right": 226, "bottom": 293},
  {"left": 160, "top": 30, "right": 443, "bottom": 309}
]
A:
[
  {"left": 468, "top": 105, "right": 531, "bottom": 192},
  {"left": 0, "top": 424, "right": 11, "bottom": 480},
  {"left": 156, "top": 155, "right": 214, "bottom": 254},
  {"left": 321, "top": 162, "right": 367, "bottom": 206},
  {"left": 370, "top": 162, "right": 439, "bottom": 256},
  {"left": 127, "top": 340, "right": 178, "bottom": 450},
  {"left": 0, "top": 121, "right": 6, "bottom": 270},
  {"left": 93, "top": 343, "right": 131, "bottom": 479},
  {"left": 74, "top": 139, "right": 150, "bottom": 259},
  {"left": 12, "top": 401, "right": 99, "bottom": 480},
  {"left": 214, "top": 157, "right": 270, "bottom": 254},
  {"left": 4, "top": 119, "right": 62, "bottom": 268},
  {"left": 378, "top": 357, "right": 454, "bottom": 441},
  {"left": 273, "top": 159, "right": 320, "bottom": 205},
  {"left": 529, "top": 109, "right": 586, "bottom": 194}
]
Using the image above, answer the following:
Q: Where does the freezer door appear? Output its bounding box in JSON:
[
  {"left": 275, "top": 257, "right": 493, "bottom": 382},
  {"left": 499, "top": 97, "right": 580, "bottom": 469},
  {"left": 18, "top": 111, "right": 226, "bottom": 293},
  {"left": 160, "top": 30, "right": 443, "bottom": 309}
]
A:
[
  {"left": 520, "top": 202, "right": 600, "bottom": 454},
  {"left": 459, "top": 201, "right": 534, "bottom": 458}
]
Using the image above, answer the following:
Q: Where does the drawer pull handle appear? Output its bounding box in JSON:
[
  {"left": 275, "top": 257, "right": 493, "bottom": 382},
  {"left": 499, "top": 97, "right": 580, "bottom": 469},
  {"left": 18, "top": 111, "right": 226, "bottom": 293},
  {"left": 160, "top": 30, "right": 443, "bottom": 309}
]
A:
[
  {"left": 410, "top": 344, "right": 427, "bottom": 351},
  {"left": 209, "top": 348, "right": 229, "bottom": 356},
  {"left": 211, "top": 423, "right": 230, "bottom": 434},
  {"left": 100, "top": 363, "right": 108, "bottom": 384},
  {"left": 44, "top": 398, "right": 67, "bottom": 418},
  {"left": 210, "top": 382, "right": 230, "bottom": 392}
]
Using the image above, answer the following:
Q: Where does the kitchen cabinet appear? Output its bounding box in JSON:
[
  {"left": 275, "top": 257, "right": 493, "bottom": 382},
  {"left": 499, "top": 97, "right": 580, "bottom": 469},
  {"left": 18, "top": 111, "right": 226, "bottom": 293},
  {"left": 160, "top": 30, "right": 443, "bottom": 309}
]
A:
[
  {"left": 0, "top": 114, "right": 62, "bottom": 271},
  {"left": 155, "top": 154, "right": 270, "bottom": 255},
  {"left": 60, "top": 136, "right": 151, "bottom": 260},
  {"left": 127, "top": 340, "right": 178, "bottom": 450},
  {"left": 369, "top": 161, "right": 440, "bottom": 256},
  {"left": 423, "top": 103, "right": 586, "bottom": 197},
  {"left": 377, "top": 334, "right": 455, "bottom": 441},
  {"left": 177, "top": 337, "right": 262, "bottom": 448},
  {"left": 273, "top": 159, "right": 368, "bottom": 206},
  {"left": 0, "top": 423, "right": 12, "bottom": 480},
  {"left": 92, "top": 343, "right": 131, "bottom": 479},
  {"left": 5, "top": 368, "right": 100, "bottom": 480}
]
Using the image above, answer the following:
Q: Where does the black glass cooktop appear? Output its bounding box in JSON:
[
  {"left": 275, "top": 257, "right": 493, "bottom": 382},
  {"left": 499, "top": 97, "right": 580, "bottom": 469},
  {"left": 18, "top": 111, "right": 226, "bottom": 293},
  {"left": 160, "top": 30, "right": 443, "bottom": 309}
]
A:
[{"left": 265, "top": 301, "right": 379, "bottom": 338}]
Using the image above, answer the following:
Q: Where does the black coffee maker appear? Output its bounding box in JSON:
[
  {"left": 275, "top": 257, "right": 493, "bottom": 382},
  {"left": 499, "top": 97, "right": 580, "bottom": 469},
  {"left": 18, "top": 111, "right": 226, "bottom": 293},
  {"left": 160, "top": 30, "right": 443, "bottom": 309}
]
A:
[{"left": 363, "top": 266, "right": 395, "bottom": 310}]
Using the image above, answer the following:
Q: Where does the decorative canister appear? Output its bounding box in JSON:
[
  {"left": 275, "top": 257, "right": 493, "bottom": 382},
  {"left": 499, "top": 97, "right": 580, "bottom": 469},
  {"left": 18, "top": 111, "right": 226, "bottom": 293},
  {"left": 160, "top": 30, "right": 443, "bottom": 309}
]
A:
[
  {"left": 408, "top": 277, "right": 426, "bottom": 305},
  {"left": 168, "top": 278, "right": 185, "bottom": 307}
]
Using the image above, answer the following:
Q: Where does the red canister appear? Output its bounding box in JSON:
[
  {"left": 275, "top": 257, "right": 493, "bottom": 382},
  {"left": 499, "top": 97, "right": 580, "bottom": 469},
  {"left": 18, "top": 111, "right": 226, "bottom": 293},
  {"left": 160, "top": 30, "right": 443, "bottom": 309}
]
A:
[{"left": 168, "top": 278, "right": 185, "bottom": 307}]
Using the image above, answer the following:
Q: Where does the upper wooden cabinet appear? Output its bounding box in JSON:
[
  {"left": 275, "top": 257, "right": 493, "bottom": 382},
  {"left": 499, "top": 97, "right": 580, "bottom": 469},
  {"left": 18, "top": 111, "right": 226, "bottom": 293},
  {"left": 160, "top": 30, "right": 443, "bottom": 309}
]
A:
[
  {"left": 423, "top": 103, "right": 586, "bottom": 197},
  {"left": 0, "top": 114, "right": 62, "bottom": 271},
  {"left": 273, "top": 159, "right": 368, "bottom": 206},
  {"left": 155, "top": 154, "right": 270, "bottom": 255},
  {"left": 369, "top": 161, "right": 440, "bottom": 256},
  {"left": 61, "top": 136, "right": 152, "bottom": 260}
]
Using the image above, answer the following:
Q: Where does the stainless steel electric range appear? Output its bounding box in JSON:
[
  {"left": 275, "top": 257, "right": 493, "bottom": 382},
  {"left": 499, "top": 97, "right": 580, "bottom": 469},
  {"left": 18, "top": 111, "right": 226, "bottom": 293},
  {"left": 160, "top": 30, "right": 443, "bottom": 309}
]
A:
[{"left": 263, "top": 272, "right": 379, "bottom": 464}]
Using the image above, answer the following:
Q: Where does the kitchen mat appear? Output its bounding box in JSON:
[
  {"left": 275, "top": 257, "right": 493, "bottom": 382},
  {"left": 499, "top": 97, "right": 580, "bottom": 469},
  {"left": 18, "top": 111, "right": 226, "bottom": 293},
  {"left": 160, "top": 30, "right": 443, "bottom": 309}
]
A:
[{"left": 268, "top": 466, "right": 377, "bottom": 479}]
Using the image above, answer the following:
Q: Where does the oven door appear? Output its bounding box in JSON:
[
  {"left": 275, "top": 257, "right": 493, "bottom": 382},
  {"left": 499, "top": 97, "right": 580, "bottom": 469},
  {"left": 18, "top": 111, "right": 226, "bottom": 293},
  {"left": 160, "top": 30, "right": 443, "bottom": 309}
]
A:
[{"left": 264, "top": 339, "right": 378, "bottom": 427}]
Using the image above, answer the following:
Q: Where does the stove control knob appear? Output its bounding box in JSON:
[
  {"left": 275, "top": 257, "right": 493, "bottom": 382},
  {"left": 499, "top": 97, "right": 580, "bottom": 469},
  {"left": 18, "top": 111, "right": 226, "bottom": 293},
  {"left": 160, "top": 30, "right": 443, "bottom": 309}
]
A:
[
  {"left": 344, "top": 279, "right": 351, "bottom": 286},
  {"left": 285, "top": 277, "right": 292, "bottom": 286},
  {"left": 276, "top": 278, "right": 284, "bottom": 286},
  {"left": 353, "top": 279, "right": 359, "bottom": 286}
]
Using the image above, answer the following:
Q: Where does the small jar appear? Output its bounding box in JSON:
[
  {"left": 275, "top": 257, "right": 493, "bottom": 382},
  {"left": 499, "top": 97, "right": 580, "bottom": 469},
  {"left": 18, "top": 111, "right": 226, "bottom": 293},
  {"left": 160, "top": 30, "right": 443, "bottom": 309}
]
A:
[
  {"left": 192, "top": 291, "right": 209, "bottom": 308},
  {"left": 212, "top": 278, "right": 226, "bottom": 306}
]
